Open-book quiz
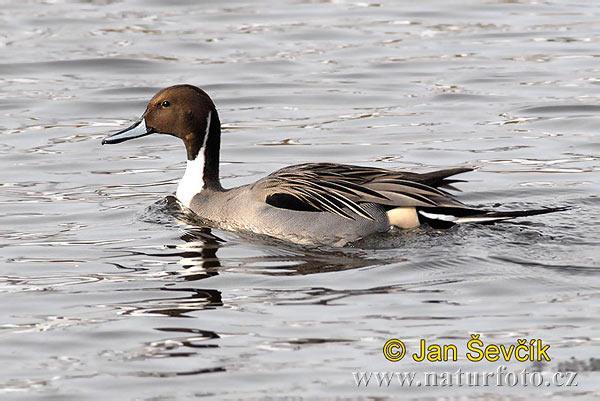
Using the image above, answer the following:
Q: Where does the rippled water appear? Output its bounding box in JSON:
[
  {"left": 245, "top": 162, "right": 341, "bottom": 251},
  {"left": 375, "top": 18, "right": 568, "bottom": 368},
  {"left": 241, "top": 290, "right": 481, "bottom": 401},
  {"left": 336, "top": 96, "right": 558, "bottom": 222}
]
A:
[{"left": 1, "top": 0, "right": 600, "bottom": 399}]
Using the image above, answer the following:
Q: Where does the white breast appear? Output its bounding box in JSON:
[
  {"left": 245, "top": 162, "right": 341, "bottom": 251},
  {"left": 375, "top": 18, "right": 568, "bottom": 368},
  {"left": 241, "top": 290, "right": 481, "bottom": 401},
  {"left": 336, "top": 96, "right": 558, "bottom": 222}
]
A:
[
  {"left": 175, "top": 111, "right": 212, "bottom": 207},
  {"left": 176, "top": 155, "right": 205, "bottom": 207}
]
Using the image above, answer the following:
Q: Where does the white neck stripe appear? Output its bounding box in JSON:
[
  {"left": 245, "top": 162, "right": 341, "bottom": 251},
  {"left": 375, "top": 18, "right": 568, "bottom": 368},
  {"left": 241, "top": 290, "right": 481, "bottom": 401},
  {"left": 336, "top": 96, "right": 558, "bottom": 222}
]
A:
[
  {"left": 175, "top": 111, "right": 212, "bottom": 207},
  {"left": 202, "top": 111, "right": 212, "bottom": 150}
]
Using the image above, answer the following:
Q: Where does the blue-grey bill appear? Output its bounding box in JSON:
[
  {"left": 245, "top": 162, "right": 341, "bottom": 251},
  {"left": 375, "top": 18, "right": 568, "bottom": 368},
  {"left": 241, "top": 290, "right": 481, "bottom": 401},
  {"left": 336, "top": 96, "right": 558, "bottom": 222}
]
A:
[{"left": 102, "top": 119, "right": 154, "bottom": 145}]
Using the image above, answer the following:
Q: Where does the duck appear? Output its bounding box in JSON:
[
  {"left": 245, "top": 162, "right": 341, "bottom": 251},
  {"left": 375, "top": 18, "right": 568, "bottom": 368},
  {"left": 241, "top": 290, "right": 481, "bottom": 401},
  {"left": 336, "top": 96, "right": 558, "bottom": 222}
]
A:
[{"left": 102, "top": 84, "right": 567, "bottom": 246}]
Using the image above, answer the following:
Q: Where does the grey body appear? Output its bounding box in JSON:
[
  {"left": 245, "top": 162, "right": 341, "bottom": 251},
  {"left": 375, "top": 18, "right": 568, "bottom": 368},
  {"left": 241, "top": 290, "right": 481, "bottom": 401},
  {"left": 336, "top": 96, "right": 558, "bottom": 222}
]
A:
[
  {"left": 190, "top": 185, "right": 390, "bottom": 246},
  {"left": 183, "top": 162, "right": 474, "bottom": 246}
]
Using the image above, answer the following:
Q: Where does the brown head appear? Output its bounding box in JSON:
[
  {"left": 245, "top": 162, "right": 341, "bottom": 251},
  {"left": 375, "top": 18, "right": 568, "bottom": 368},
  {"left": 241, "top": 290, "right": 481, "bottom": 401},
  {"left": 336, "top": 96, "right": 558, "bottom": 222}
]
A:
[{"left": 102, "top": 84, "right": 222, "bottom": 189}]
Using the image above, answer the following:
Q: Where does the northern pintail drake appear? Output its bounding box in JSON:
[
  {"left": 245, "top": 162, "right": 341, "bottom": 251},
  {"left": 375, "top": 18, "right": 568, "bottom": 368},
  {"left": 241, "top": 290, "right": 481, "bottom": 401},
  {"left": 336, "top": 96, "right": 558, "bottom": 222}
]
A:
[{"left": 102, "top": 84, "right": 566, "bottom": 246}]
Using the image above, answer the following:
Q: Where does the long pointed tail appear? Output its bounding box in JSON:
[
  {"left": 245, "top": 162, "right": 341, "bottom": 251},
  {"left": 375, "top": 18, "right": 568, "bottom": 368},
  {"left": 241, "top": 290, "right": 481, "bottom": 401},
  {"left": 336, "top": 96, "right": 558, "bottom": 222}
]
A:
[{"left": 418, "top": 206, "right": 569, "bottom": 227}]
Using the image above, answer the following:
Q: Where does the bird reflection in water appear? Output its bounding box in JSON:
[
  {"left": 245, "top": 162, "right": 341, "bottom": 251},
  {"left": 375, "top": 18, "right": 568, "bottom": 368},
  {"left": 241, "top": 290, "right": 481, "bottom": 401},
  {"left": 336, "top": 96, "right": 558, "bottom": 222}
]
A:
[
  {"left": 114, "top": 196, "right": 390, "bottom": 318},
  {"left": 103, "top": 197, "right": 403, "bottom": 376},
  {"left": 111, "top": 226, "right": 224, "bottom": 318}
]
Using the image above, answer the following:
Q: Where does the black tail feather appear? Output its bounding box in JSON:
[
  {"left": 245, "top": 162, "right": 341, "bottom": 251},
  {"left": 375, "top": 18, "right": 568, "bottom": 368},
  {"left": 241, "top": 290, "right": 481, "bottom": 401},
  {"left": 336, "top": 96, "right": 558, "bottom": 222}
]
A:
[
  {"left": 478, "top": 206, "right": 570, "bottom": 219},
  {"left": 418, "top": 206, "right": 569, "bottom": 228}
]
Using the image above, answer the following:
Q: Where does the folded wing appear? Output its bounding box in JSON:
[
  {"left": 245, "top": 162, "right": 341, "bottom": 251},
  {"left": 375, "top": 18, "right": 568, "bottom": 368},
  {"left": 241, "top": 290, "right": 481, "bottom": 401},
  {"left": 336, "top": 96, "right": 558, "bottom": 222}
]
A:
[{"left": 252, "top": 163, "right": 473, "bottom": 220}]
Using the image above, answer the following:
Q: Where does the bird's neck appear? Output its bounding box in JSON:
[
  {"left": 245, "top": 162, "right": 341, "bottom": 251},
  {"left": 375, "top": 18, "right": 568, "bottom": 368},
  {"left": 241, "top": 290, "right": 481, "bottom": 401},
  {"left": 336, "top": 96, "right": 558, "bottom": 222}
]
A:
[{"left": 177, "top": 110, "right": 222, "bottom": 207}]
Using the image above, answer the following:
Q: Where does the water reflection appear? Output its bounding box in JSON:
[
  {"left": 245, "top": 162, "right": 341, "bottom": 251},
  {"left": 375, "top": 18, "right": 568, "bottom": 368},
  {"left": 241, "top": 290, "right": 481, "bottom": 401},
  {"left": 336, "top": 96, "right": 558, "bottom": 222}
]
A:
[
  {"left": 100, "top": 324, "right": 225, "bottom": 378},
  {"left": 108, "top": 196, "right": 386, "bottom": 318},
  {"left": 114, "top": 287, "right": 223, "bottom": 318},
  {"left": 172, "top": 229, "right": 223, "bottom": 281}
]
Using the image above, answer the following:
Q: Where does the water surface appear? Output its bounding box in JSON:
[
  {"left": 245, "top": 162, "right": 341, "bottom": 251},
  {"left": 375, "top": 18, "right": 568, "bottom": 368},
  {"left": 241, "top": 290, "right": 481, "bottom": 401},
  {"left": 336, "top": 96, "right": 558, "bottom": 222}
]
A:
[{"left": 1, "top": 0, "right": 600, "bottom": 400}]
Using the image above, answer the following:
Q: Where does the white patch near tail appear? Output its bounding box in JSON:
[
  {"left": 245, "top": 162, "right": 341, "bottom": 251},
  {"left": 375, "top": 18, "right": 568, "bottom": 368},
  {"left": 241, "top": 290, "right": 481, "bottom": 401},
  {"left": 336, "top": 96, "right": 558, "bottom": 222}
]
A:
[
  {"left": 418, "top": 210, "right": 512, "bottom": 224},
  {"left": 418, "top": 210, "right": 458, "bottom": 222},
  {"left": 176, "top": 112, "right": 212, "bottom": 207},
  {"left": 454, "top": 215, "right": 513, "bottom": 224},
  {"left": 387, "top": 207, "right": 420, "bottom": 229}
]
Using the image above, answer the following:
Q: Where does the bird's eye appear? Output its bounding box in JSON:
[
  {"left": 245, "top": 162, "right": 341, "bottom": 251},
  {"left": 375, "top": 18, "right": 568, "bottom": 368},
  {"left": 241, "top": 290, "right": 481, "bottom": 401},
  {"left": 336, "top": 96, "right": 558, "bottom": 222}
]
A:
[{"left": 161, "top": 100, "right": 170, "bottom": 108}]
